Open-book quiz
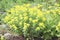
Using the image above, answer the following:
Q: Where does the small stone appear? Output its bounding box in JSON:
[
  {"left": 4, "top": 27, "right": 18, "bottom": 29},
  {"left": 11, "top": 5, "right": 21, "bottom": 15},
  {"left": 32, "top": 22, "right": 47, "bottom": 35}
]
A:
[{"left": 4, "top": 33, "right": 12, "bottom": 40}]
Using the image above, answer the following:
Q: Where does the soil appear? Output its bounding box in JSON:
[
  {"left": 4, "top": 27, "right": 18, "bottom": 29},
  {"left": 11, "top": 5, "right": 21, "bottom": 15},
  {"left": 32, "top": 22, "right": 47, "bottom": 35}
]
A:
[
  {"left": 34, "top": 37, "right": 43, "bottom": 40},
  {"left": 6, "top": 36, "right": 25, "bottom": 40},
  {"left": 34, "top": 37, "right": 58, "bottom": 40},
  {"left": 51, "top": 37, "right": 58, "bottom": 40}
]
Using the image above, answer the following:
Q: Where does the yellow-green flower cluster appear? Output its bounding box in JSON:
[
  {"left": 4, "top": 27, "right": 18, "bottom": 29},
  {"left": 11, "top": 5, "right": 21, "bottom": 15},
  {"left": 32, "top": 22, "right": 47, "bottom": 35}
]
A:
[
  {"left": 56, "top": 22, "right": 60, "bottom": 32},
  {"left": 2, "top": 3, "right": 60, "bottom": 37}
]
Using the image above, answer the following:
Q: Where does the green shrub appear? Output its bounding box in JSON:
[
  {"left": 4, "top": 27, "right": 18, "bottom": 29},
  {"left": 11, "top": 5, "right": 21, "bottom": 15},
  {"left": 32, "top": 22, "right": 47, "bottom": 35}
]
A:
[{"left": 2, "top": 3, "right": 60, "bottom": 40}]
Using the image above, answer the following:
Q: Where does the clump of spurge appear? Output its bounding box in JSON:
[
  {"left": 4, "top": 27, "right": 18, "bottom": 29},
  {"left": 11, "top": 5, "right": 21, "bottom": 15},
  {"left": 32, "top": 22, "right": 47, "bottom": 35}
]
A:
[{"left": 2, "top": 3, "right": 60, "bottom": 40}]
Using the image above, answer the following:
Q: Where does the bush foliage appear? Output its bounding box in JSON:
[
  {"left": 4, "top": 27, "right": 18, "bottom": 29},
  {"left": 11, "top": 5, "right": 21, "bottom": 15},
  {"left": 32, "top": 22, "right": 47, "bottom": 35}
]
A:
[{"left": 2, "top": 3, "right": 60, "bottom": 40}]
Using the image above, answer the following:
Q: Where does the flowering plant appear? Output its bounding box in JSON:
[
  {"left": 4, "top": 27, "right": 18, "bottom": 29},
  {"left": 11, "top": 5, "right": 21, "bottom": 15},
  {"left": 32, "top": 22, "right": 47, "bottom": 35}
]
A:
[{"left": 2, "top": 3, "right": 60, "bottom": 40}]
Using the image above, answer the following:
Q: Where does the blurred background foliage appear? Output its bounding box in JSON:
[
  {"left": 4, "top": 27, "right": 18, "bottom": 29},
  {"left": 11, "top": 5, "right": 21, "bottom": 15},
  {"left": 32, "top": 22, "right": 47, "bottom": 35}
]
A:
[{"left": 0, "top": 0, "right": 60, "bottom": 12}]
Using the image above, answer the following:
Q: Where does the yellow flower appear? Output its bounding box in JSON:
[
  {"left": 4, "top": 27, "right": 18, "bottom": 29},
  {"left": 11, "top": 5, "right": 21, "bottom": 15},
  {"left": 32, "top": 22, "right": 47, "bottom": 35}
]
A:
[
  {"left": 4, "top": 16, "right": 9, "bottom": 23},
  {"left": 56, "top": 26, "right": 60, "bottom": 32},
  {"left": 10, "top": 8, "right": 15, "bottom": 13},
  {"left": 19, "top": 15, "right": 23, "bottom": 19},
  {"left": 19, "top": 22, "right": 22, "bottom": 25},
  {"left": 37, "top": 4, "right": 43, "bottom": 8},
  {"left": 33, "top": 6, "right": 38, "bottom": 10},
  {"left": 51, "top": 10, "right": 56, "bottom": 14},
  {"left": 29, "top": 8, "right": 34, "bottom": 13},
  {"left": 8, "top": 21, "right": 12, "bottom": 25},
  {"left": 32, "top": 19, "right": 38, "bottom": 23},
  {"left": 58, "top": 11, "right": 60, "bottom": 15},
  {"left": 58, "top": 13, "right": 60, "bottom": 15},
  {"left": 37, "top": 10, "right": 43, "bottom": 17},
  {"left": 27, "top": 24, "right": 30, "bottom": 27},
  {"left": 14, "top": 5, "right": 20, "bottom": 9},
  {"left": 56, "top": 26, "right": 59, "bottom": 31},
  {"left": 35, "top": 27, "right": 40, "bottom": 31},
  {"left": 42, "top": 17, "right": 46, "bottom": 21},
  {"left": 26, "top": 4, "right": 31, "bottom": 7},
  {"left": 55, "top": 3, "right": 60, "bottom": 6},
  {"left": 57, "top": 22, "right": 60, "bottom": 26},
  {"left": 23, "top": 25, "right": 27, "bottom": 30},
  {"left": 11, "top": 19, "right": 14, "bottom": 22},
  {"left": 29, "top": 18, "right": 32, "bottom": 22},
  {"left": 4, "top": 16, "right": 9, "bottom": 20},
  {"left": 39, "top": 22, "right": 45, "bottom": 28},
  {"left": 56, "top": 22, "right": 60, "bottom": 31},
  {"left": 24, "top": 16, "right": 28, "bottom": 21},
  {"left": 20, "top": 6, "right": 27, "bottom": 12},
  {"left": 46, "top": 10, "right": 50, "bottom": 14},
  {"left": 32, "top": 20, "right": 36, "bottom": 23},
  {"left": 48, "top": 6, "right": 52, "bottom": 8},
  {"left": 12, "top": 25, "right": 17, "bottom": 30},
  {"left": 23, "top": 23, "right": 29, "bottom": 30},
  {"left": 23, "top": 12, "right": 27, "bottom": 16}
]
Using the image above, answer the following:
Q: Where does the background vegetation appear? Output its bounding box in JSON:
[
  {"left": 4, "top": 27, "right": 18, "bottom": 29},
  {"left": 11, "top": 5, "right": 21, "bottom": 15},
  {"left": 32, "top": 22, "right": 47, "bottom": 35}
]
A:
[{"left": 0, "top": 0, "right": 60, "bottom": 40}]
